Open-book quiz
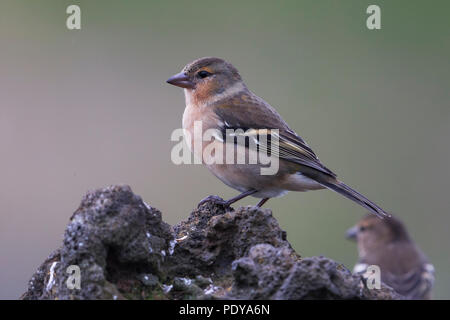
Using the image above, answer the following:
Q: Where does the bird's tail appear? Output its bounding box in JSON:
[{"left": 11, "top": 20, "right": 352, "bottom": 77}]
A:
[{"left": 318, "top": 179, "right": 390, "bottom": 219}]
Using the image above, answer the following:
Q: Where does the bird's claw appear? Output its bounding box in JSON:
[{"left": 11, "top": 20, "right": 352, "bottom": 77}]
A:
[{"left": 197, "top": 195, "right": 230, "bottom": 208}]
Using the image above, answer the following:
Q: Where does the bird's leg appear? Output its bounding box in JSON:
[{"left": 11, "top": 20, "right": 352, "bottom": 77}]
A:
[
  {"left": 256, "top": 198, "right": 270, "bottom": 207},
  {"left": 225, "top": 189, "right": 258, "bottom": 205},
  {"left": 198, "top": 190, "right": 257, "bottom": 208}
]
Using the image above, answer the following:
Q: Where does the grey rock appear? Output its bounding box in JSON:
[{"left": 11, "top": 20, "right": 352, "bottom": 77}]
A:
[
  {"left": 168, "top": 201, "right": 293, "bottom": 278},
  {"left": 138, "top": 273, "right": 159, "bottom": 287},
  {"left": 229, "top": 244, "right": 400, "bottom": 299},
  {"left": 21, "top": 186, "right": 401, "bottom": 300},
  {"left": 22, "top": 185, "right": 173, "bottom": 300}
]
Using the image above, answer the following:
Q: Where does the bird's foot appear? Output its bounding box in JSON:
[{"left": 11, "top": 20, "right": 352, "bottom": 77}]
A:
[{"left": 197, "top": 195, "right": 230, "bottom": 208}]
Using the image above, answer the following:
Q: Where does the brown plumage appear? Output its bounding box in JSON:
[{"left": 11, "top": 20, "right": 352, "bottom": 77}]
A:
[
  {"left": 347, "top": 214, "right": 435, "bottom": 299},
  {"left": 167, "top": 57, "right": 390, "bottom": 218}
]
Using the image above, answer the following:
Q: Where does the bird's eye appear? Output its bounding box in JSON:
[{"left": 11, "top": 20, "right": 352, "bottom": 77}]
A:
[
  {"left": 197, "top": 70, "right": 212, "bottom": 79},
  {"left": 359, "top": 226, "right": 366, "bottom": 232}
]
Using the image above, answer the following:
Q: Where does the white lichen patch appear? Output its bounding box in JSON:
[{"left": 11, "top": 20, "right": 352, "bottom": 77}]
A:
[
  {"left": 162, "top": 284, "right": 173, "bottom": 293},
  {"left": 180, "top": 278, "right": 192, "bottom": 286},
  {"left": 46, "top": 261, "right": 58, "bottom": 292},
  {"left": 169, "top": 239, "right": 176, "bottom": 255},
  {"left": 175, "top": 235, "right": 188, "bottom": 243},
  {"left": 143, "top": 201, "right": 152, "bottom": 211},
  {"left": 71, "top": 214, "right": 85, "bottom": 226},
  {"left": 204, "top": 284, "right": 220, "bottom": 295}
]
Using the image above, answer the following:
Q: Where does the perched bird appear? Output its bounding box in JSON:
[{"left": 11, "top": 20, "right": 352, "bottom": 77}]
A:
[
  {"left": 167, "top": 57, "right": 389, "bottom": 218},
  {"left": 346, "top": 214, "right": 435, "bottom": 299}
]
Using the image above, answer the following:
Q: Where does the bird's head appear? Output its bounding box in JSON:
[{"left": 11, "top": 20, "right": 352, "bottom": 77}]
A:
[
  {"left": 346, "top": 214, "right": 410, "bottom": 249},
  {"left": 166, "top": 57, "right": 246, "bottom": 106}
]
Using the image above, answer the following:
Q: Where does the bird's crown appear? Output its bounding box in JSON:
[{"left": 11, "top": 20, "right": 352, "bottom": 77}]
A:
[{"left": 182, "top": 57, "right": 241, "bottom": 79}]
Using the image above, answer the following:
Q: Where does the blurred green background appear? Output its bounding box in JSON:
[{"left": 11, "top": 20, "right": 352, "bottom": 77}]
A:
[{"left": 0, "top": 0, "right": 449, "bottom": 299}]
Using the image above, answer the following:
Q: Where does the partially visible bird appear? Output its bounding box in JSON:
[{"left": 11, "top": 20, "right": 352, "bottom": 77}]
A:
[
  {"left": 167, "top": 57, "right": 390, "bottom": 218},
  {"left": 346, "top": 214, "right": 435, "bottom": 299}
]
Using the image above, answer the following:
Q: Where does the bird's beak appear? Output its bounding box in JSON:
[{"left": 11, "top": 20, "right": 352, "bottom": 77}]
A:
[
  {"left": 346, "top": 226, "right": 358, "bottom": 241},
  {"left": 166, "top": 72, "right": 195, "bottom": 89}
]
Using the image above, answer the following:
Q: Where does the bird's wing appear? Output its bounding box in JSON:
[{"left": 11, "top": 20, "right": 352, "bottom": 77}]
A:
[
  {"left": 383, "top": 263, "right": 435, "bottom": 299},
  {"left": 212, "top": 96, "right": 337, "bottom": 178},
  {"left": 357, "top": 245, "right": 435, "bottom": 299}
]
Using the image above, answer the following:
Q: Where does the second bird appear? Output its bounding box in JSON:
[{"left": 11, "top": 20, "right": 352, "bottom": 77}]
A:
[{"left": 167, "top": 57, "right": 389, "bottom": 218}]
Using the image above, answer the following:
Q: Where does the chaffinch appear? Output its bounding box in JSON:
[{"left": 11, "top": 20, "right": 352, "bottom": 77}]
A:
[
  {"left": 167, "top": 57, "right": 389, "bottom": 218},
  {"left": 347, "top": 214, "right": 435, "bottom": 299}
]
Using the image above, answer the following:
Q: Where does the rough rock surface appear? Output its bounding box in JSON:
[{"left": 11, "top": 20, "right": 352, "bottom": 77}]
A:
[{"left": 21, "top": 185, "right": 401, "bottom": 300}]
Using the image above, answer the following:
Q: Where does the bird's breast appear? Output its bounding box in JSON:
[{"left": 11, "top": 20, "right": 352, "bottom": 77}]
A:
[{"left": 182, "top": 101, "right": 223, "bottom": 160}]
